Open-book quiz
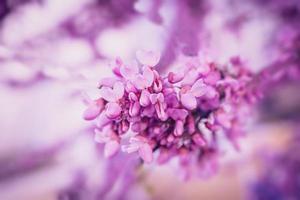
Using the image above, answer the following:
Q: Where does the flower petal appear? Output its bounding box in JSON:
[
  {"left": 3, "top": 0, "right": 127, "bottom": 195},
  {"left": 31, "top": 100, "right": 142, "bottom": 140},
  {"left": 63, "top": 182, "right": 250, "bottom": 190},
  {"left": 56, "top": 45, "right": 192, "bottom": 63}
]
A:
[
  {"left": 112, "top": 57, "right": 122, "bottom": 77},
  {"left": 104, "top": 140, "right": 120, "bottom": 158},
  {"left": 204, "top": 71, "right": 221, "bottom": 85},
  {"left": 190, "top": 79, "right": 206, "bottom": 97},
  {"left": 168, "top": 71, "right": 184, "bottom": 83},
  {"left": 139, "top": 90, "right": 151, "bottom": 107},
  {"left": 105, "top": 102, "right": 121, "bottom": 118},
  {"left": 181, "top": 92, "right": 197, "bottom": 110},
  {"left": 142, "top": 66, "right": 154, "bottom": 87},
  {"left": 142, "top": 106, "right": 155, "bottom": 117},
  {"left": 205, "top": 85, "right": 218, "bottom": 98},
  {"left": 99, "top": 87, "right": 117, "bottom": 102},
  {"left": 98, "top": 77, "right": 117, "bottom": 88},
  {"left": 167, "top": 108, "right": 188, "bottom": 121},
  {"left": 155, "top": 102, "right": 168, "bottom": 121},
  {"left": 157, "top": 92, "right": 164, "bottom": 102},
  {"left": 149, "top": 93, "right": 158, "bottom": 104},
  {"left": 181, "top": 68, "right": 199, "bottom": 86},
  {"left": 192, "top": 134, "right": 206, "bottom": 146},
  {"left": 132, "top": 75, "right": 148, "bottom": 90},
  {"left": 120, "top": 63, "right": 138, "bottom": 78},
  {"left": 136, "top": 50, "right": 160, "bottom": 66},
  {"left": 174, "top": 120, "right": 184, "bottom": 136},
  {"left": 83, "top": 103, "right": 101, "bottom": 120},
  {"left": 129, "top": 101, "right": 140, "bottom": 116},
  {"left": 138, "top": 143, "right": 153, "bottom": 163},
  {"left": 121, "top": 143, "right": 140, "bottom": 153},
  {"left": 125, "top": 81, "right": 137, "bottom": 93},
  {"left": 129, "top": 92, "right": 138, "bottom": 101},
  {"left": 113, "top": 81, "right": 124, "bottom": 100},
  {"left": 96, "top": 112, "right": 111, "bottom": 128}
]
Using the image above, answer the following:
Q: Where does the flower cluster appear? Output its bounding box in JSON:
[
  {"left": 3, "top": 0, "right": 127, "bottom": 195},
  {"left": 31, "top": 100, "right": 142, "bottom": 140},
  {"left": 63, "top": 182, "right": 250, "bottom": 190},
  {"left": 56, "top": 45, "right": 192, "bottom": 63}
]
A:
[{"left": 83, "top": 50, "right": 254, "bottom": 173}]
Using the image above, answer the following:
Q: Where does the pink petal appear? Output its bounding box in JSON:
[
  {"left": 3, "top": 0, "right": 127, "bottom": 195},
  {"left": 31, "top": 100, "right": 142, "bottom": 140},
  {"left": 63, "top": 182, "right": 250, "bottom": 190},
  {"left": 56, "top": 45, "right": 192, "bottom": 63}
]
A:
[
  {"left": 155, "top": 102, "right": 168, "bottom": 121},
  {"left": 129, "top": 101, "right": 140, "bottom": 116},
  {"left": 139, "top": 90, "right": 150, "bottom": 107},
  {"left": 181, "top": 68, "right": 199, "bottom": 86},
  {"left": 150, "top": 92, "right": 164, "bottom": 104},
  {"left": 204, "top": 71, "right": 221, "bottom": 85},
  {"left": 192, "top": 134, "right": 206, "bottom": 146},
  {"left": 99, "top": 87, "right": 117, "bottom": 102},
  {"left": 149, "top": 93, "right": 158, "bottom": 104},
  {"left": 104, "top": 140, "right": 120, "bottom": 158},
  {"left": 198, "top": 63, "right": 210, "bottom": 75},
  {"left": 130, "top": 136, "right": 147, "bottom": 143},
  {"left": 153, "top": 69, "right": 162, "bottom": 92},
  {"left": 125, "top": 81, "right": 138, "bottom": 93},
  {"left": 180, "top": 92, "right": 197, "bottom": 110},
  {"left": 112, "top": 57, "right": 123, "bottom": 77},
  {"left": 187, "top": 115, "right": 195, "bottom": 134},
  {"left": 174, "top": 120, "right": 184, "bottom": 136},
  {"left": 142, "top": 106, "right": 155, "bottom": 117},
  {"left": 167, "top": 134, "right": 175, "bottom": 143},
  {"left": 136, "top": 50, "right": 160, "bottom": 66},
  {"left": 142, "top": 66, "right": 154, "bottom": 87},
  {"left": 129, "top": 92, "right": 138, "bottom": 101},
  {"left": 98, "top": 77, "right": 117, "bottom": 87},
  {"left": 157, "top": 93, "right": 164, "bottom": 102},
  {"left": 120, "top": 63, "right": 138, "bottom": 78},
  {"left": 138, "top": 143, "right": 153, "bottom": 163},
  {"left": 131, "top": 121, "right": 148, "bottom": 132},
  {"left": 190, "top": 79, "right": 206, "bottom": 97},
  {"left": 168, "top": 71, "right": 184, "bottom": 83},
  {"left": 105, "top": 102, "right": 121, "bottom": 118},
  {"left": 112, "top": 81, "right": 124, "bottom": 100},
  {"left": 153, "top": 79, "right": 162, "bottom": 92},
  {"left": 83, "top": 103, "right": 101, "bottom": 120},
  {"left": 167, "top": 108, "right": 188, "bottom": 121},
  {"left": 96, "top": 112, "right": 111, "bottom": 128},
  {"left": 132, "top": 75, "right": 148, "bottom": 90},
  {"left": 121, "top": 143, "right": 140, "bottom": 153},
  {"left": 99, "top": 82, "right": 124, "bottom": 102},
  {"left": 205, "top": 86, "right": 218, "bottom": 98}
]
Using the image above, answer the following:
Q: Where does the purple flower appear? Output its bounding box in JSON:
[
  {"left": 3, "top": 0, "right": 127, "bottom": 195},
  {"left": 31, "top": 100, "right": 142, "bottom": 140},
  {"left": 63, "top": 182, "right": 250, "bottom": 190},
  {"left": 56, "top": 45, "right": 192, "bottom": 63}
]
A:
[
  {"left": 95, "top": 126, "right": 120, "bottom": 158},
  {"left": 180, "top": 79, "right": 217, "bottom": 110},
  {"left": 82, "top": 93, "right": 105, "bottom": 120},
  {"left": 83, "top": 50, "right": 255, "bottom": 176},
  {"left": 99, "top": 81, "right": 124, "bottom": 119},
  {"left": 122, "top": 136, "right": 153, "bottom": 163}
]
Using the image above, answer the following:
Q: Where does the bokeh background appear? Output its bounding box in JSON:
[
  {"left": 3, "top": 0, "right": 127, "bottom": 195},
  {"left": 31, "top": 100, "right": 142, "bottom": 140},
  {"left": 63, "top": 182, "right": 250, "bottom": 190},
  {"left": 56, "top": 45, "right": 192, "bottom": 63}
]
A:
[{"left": 0, "top": 0, "right": 299, "bottom": 199}]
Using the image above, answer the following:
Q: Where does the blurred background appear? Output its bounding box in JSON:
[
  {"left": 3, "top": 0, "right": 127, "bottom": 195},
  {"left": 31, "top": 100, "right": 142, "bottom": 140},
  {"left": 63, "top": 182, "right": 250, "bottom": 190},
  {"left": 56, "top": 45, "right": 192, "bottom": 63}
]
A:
[{"left": 0, "top": 0, "right": 299, "bottom": 199}]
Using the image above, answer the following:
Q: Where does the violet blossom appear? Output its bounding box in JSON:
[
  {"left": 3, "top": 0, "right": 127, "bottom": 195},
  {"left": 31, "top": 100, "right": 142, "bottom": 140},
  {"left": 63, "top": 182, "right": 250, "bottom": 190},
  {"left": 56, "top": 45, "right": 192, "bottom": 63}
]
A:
[{"left": 83, "top": 50, "right": 255, "bottom": 177}]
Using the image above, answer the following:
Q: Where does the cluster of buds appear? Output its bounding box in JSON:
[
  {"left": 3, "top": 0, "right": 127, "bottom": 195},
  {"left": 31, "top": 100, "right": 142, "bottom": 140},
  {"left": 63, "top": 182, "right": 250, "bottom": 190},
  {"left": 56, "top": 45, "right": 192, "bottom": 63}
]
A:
[{"left": 83, "top": 50, "right": 254, "bottom": 173}]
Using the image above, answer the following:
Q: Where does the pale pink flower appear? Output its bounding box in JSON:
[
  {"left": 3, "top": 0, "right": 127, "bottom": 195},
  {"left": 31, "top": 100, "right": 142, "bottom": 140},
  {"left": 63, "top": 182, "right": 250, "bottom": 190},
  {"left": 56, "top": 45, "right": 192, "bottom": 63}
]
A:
[
  {"left": 122, "top": 136, "right": 153, "bottom": 163},
  {"left": 180, "top": 79, "right": 216, "bottom": 110},
  {"left": 95, "top": 126, "right": 120, "bottom": 158},
  {"left": 136, "top": 50, "right": 160, "bottom": 67},
  {"left": 99, "top": 81, "right": 124, "bottom": 119}
]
